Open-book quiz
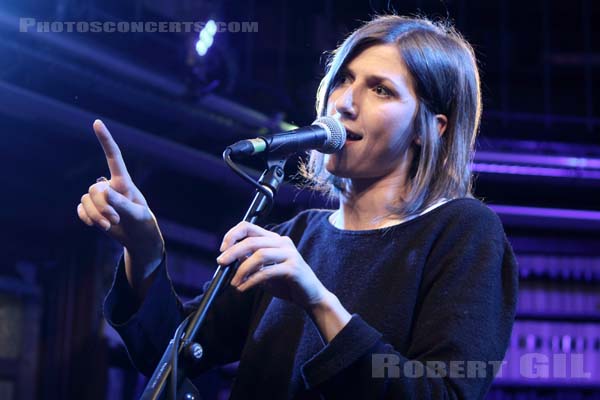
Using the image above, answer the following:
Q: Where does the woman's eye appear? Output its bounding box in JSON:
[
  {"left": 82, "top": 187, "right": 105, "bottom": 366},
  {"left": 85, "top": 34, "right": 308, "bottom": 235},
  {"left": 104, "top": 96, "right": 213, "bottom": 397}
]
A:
[
  {"left": 334, "top": 73, "right": 350, "bottom": 86},
  {"left": 374, "top": 85, "right": 392, "bottom": 97}
]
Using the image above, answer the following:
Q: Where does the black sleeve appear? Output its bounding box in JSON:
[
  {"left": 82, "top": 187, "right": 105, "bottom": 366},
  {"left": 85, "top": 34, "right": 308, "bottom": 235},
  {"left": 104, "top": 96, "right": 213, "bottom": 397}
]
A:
[
  {"left": 300, "top": 206, "right": 519, "bottom": 399},
  {"left": 103, "top": 252, "right": 260, "bottom": 377}
]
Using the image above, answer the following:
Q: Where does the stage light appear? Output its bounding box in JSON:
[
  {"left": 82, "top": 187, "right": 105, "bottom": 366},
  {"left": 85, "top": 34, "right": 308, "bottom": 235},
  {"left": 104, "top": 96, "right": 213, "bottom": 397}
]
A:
[
  {"left": 205, "top": 20, "right": 217, "bottom": 36},
  {"left": 195, "top": 41, "right": 208, "bottom": 56},
  {"left": 200, "top": 30, "right": 214, "bottom": 47},
  {"left": 195, "top": 19, "right": 217, "bottom": 57}
]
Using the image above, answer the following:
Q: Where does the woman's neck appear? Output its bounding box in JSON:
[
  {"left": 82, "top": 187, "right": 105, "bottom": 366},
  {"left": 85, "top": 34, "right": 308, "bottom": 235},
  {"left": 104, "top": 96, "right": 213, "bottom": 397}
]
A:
[{"left": 333, "top": 174, "right": 410, "bottom": 230}]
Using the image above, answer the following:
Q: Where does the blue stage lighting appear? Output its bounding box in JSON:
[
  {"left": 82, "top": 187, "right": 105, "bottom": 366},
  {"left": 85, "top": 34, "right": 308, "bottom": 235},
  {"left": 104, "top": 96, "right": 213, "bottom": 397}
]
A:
[
  {"left": 195, "top": 40, "right": 208, "bottom": 56},
  {"left": 195, "top": 19, "right": 217, "bottom": 57}
]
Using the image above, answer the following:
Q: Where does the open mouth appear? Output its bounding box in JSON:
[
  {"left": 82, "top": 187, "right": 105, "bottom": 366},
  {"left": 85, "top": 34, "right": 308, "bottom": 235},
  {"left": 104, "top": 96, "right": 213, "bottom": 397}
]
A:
[{"left": 346, "top": 130, "right": 363, "bottom": 141}]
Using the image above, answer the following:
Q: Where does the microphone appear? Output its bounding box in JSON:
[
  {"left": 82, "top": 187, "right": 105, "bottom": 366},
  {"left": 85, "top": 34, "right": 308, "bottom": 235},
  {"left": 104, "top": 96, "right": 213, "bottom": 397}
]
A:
[{"left": 227, "top": 116, "right": 346, "bottom": 157}]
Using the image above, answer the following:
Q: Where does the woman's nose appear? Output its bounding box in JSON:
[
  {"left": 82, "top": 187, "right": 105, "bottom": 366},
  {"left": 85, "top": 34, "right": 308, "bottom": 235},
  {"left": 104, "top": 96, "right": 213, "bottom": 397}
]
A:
[{"left": 334, "top": 86, "right": 357, "bottom": 119}]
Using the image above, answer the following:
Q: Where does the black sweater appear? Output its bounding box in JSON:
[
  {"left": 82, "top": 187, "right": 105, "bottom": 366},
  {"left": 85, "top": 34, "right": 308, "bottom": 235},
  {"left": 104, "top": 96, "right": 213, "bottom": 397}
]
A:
[{"left": 104, "top": 198, "right": 519, "bottom": 399}]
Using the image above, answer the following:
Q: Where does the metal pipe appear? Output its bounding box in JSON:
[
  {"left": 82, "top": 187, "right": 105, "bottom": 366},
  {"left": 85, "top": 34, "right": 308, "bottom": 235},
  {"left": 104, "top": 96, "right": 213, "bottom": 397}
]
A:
[{"left": 0, "top": 10, "right": 292, "bottom": 131}]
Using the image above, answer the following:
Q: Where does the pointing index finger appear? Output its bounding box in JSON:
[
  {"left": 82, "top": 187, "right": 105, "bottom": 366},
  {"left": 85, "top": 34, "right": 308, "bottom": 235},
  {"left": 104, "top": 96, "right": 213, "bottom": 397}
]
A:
[{"left": 93, "top": 119, "right": 131, "bottom": 180}]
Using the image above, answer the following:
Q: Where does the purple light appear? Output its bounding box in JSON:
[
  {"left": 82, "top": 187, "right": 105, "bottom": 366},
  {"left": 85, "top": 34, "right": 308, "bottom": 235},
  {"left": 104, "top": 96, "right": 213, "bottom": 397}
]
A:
[
  {"left": 476, "top": 151, "right": 600, "bottom": 169},
  {"left": 472, "top": 163, "right": 600, "bottom": 179},
  {"left": 551, "top": 335, "right": 560, "bottom": 352},
  {"left": 490, "top": 205, "right": 600, "bottom": 222},
  {"left": 526, "top": 334, "right": 537, "bottom": 350},
  {"left": 472, "top": 150, "right": 600, "bottom": 179},
  {"left": 489, "top": 204, "right": 600, "bottom": 231},
  {"left": 561, "top": 335, "right": 572, "bottom": 352}
]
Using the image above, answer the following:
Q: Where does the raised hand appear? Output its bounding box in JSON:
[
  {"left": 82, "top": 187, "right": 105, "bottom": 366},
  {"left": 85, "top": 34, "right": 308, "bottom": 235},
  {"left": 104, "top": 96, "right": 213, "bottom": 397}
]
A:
[{"left": 77, "top": 120, "right": 164, "bottom": 294}]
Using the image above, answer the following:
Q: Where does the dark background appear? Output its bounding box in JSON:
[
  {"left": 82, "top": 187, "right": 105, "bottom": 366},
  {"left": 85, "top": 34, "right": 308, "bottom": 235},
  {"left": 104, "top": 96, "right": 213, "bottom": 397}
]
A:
[{"left": 0, "top": 0, "right": 599, "bottom": 399}]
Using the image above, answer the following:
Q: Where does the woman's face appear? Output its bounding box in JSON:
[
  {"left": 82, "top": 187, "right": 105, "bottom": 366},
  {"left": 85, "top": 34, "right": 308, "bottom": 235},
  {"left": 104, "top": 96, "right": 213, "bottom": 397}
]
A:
[{"left": 324, "top": 43, "right": 419, "bottom": 182}]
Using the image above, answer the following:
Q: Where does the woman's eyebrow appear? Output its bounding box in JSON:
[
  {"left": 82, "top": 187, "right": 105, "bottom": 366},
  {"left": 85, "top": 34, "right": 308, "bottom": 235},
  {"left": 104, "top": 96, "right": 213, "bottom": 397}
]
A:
[
  {"left": 344, "top": 65, "right": 404, "bottom": 91},
  {"left": 368, "top": 74, "right": 402, "bottom": 90}
]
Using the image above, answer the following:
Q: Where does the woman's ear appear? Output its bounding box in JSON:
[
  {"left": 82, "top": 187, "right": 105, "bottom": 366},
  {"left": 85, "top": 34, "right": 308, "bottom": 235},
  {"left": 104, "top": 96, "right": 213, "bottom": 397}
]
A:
[
  {"left": 413, "top": 114, "right": 448, "bottom": 146},
  {"left": 435, "top": 114, "right": 448, "bottom": 137}
]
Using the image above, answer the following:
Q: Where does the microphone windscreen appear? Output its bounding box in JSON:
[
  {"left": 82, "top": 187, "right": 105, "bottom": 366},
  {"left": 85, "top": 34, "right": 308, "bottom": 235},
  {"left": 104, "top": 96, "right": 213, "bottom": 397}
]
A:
[{"left": 312, "top": 116, "right": 346, "bottom": 154}]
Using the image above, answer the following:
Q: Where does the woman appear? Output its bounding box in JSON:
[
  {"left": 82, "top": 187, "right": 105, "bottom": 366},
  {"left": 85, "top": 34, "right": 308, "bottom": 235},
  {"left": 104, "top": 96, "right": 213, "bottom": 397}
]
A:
[{"left": 78, "top": 15, "right": 518, "bottom": 399}]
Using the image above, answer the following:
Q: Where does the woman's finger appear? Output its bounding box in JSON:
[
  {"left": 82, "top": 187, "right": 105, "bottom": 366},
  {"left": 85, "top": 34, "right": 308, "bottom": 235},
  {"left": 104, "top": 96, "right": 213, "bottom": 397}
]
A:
[
  {"left": 217, "top": 236, "right": 283, "bottom": 266},
  {"left": 81, "top": 193, "right": 111, "bottom": 231},
  {"left": 231, "top": 248, "right": 286, "bottom": 286},
  {"left": 77, "top": 203, "right": 93, "bottom": 226},
  {"left": 89, "top": 182, "right": 120, "bottom": 224},
  {"left": 236, "top": 263, "right": 285, "bottom": 292},
  {"left": 220, "top": 221, "right": 277, "bottom": 252},
  {"left": 93, "top": 119, "right": 133, "bottom": 182}
]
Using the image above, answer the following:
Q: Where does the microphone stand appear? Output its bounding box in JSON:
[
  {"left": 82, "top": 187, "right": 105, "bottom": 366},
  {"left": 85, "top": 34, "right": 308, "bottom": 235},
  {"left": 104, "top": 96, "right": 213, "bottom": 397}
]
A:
[{"left": 139, "top": 156, "right": 288, "bottom": 400}]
